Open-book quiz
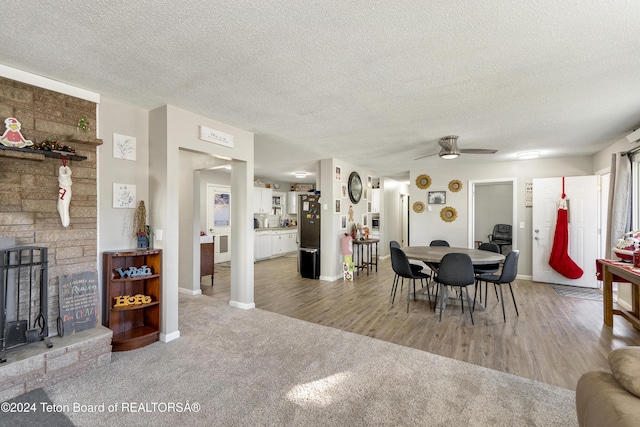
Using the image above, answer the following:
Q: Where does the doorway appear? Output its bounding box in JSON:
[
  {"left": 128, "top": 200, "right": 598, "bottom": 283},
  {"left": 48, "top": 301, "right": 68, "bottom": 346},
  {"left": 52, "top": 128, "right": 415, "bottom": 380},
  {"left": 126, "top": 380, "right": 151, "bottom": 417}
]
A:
[{"left": 468, "top": 179, "right": 517, "bottom": 250}]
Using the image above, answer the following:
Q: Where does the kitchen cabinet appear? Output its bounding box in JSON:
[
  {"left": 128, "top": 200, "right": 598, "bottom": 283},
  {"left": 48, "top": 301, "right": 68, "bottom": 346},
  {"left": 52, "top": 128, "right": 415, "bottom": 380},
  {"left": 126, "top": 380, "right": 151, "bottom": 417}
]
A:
[
  {"left": 254, "top": 187, "right": 273, "bottom": 214},
  {"left": 255, "top": 230, "right": 272, "bottom": 260},
  {"left": 272, "top": 230, "right": 297, "bottom": 256},
  {"left": 371, "top": 189, "right": 381, "bottom": 213},
  {"left": 287, "top": 192, "right": 298, "bottom": 214}
]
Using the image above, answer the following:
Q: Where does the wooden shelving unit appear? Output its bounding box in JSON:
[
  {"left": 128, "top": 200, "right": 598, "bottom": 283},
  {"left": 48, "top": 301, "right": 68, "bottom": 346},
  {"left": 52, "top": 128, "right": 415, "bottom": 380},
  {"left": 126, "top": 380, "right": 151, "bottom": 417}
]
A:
[{"left": 103, "top": 248, "right": 162, "bottom": 351}]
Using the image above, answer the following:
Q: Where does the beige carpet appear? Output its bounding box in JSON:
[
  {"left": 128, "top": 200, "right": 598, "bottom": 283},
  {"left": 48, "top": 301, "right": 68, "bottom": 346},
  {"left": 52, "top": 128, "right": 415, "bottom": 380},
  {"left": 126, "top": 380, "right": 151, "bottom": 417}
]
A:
[{"left": 44, "top": 294, "right": 578, "bottom": 426}]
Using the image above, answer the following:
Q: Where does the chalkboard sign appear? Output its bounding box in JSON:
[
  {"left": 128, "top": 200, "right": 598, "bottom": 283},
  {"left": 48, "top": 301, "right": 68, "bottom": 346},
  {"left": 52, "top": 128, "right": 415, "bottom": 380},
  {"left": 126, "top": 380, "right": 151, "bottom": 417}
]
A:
[{"left": 58, "top": 272, "right": 100, "bottom": 335}]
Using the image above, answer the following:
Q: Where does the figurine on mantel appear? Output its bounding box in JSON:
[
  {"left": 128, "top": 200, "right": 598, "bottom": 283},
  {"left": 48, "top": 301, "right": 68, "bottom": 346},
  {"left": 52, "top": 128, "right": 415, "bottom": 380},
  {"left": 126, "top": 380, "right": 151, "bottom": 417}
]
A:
[{"left": 0, "top": 117, "right": 33, "bottom": 148}]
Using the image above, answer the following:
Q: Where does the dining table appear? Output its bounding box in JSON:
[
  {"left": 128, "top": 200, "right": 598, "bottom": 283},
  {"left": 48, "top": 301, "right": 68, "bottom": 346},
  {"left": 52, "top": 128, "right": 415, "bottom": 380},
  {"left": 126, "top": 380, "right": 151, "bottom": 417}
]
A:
[{"left": 402, "top": 245, "right": 506, "bottom": 310}]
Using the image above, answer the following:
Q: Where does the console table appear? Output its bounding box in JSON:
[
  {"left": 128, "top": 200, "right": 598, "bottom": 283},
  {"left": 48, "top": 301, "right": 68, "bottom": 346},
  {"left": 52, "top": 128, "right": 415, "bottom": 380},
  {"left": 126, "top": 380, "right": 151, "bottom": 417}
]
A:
[
  {"left": 597, "top": 259, "right": 640, "bottom": 330},
  {"left": 352, "top": 239, "right": 379, "bottom": 276},
  {"left": 200, "top": 240, "right": 215, "bottom": 286}
]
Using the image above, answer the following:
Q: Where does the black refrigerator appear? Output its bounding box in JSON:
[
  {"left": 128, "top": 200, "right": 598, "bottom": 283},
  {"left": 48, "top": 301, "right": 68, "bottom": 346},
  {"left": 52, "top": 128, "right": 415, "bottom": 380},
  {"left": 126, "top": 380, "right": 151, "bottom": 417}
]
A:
[{"left": 298, "top": 193, "right": 320, "bottom": 279}]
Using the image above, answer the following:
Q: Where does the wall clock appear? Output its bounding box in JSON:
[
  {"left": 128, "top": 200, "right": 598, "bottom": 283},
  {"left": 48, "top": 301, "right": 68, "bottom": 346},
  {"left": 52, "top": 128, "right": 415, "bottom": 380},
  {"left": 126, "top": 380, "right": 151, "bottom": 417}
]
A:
[{"left": 348, "top": 171, "right": 363, "bottom": 204}]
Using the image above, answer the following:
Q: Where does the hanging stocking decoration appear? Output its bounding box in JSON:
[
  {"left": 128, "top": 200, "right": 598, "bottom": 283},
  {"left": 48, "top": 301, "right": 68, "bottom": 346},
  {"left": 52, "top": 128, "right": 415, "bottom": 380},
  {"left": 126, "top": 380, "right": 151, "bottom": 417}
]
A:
[
  {"left": 548, "top": 177, "right": 583, "bottom": 279},
  {"left": 58, "top": 159, "right": 72, "bottom": 227}
]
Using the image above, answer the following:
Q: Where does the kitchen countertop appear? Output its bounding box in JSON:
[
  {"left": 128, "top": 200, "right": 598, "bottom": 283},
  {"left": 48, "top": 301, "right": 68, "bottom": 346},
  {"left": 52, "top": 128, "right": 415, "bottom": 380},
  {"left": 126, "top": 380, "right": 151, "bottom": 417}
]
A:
[{"left": 255, "top": 227, "right": 297, "bottom": 231}]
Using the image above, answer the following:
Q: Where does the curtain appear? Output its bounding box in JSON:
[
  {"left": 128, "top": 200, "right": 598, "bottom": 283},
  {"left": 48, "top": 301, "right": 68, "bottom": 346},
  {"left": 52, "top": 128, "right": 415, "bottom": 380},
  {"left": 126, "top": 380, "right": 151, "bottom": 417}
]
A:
[{"left": 606, "top": 153, "right": 631, "bottom": 258}]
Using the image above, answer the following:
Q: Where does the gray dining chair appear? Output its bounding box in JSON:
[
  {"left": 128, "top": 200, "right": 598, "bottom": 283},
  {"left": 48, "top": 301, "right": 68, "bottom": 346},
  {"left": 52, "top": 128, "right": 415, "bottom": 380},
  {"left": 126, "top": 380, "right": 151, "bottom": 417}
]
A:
[
  {"left": 474, "top": 242, "right": 501, "bottom": 305},
  {"left": 390, "top": 247, "right": 433, "bottom": 312},
  {"left": 474, "top": 250, "right": 520, "bottom": 322},
  {"left": 390, "top": 241, "right": 429, "bottom": 301},
  {"left": 433, "top": 252, "right": 476, "bottom": 324}
]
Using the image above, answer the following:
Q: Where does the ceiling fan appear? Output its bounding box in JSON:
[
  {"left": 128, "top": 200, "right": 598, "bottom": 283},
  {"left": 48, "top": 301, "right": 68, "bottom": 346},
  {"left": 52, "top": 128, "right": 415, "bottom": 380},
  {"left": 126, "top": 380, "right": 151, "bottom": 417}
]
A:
[{"left": 414, "top": 135, "right": 498, "bottom": 160}]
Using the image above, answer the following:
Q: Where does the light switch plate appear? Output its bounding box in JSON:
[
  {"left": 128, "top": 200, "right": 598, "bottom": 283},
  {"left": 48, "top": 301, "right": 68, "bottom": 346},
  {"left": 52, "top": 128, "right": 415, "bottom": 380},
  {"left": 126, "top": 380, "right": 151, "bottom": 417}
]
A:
[
  {"left": 156, "top": 229, "right": 163, "bottom": 241},
  {"left": 519, "top": 222, "right": 525, "bottom": 229}
]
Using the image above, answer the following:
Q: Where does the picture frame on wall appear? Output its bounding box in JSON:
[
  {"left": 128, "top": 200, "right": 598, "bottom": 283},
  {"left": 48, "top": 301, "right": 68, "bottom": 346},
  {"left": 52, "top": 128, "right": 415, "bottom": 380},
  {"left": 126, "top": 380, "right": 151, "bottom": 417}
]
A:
[
  {"left": 341, "top": 183, "right": 348, "bottom": 198},
  {"left": 340, "top": 215, "right": 347, "bottom": 230},
  {"left": 428, "top": 191, "right": 446, "bottom": 204},
  {"left": 367, "top": 175, "right": 372, "bottom": 187},
  {"left": 335, "top": 165, "right": 342, "bottom": 181},
  {"left": 113, "top": 133, "right": 137, "bottom": 161},
  {"left": 335, "top": 199, "right": 341, "bottom": 214},
  {"left": 362, "top": 214, "right": 368, "bottom": 227},
  {"left": 113, "top": 183, "right": 136, "bottom": 208}
]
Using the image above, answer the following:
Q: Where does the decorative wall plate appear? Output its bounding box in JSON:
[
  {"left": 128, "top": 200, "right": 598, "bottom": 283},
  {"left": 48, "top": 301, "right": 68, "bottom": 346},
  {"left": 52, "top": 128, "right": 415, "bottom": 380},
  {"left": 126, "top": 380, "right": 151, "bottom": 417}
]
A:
[
  {"left": 448, "top": 180, "right": 462, "bottom": 192},
  {"left": 413, "top": 201, "right": 425, "bottom": 213},
  {"left": 440, "top": 206, "right": 457, "bottom": 222},
  {"left": 416, "top": 174, "right": 431, "bottom": 190}
]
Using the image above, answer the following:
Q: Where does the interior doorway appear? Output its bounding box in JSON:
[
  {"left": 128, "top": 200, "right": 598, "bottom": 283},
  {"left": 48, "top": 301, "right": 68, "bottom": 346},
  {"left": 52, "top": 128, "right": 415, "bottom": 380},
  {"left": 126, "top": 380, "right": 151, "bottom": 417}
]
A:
[{"left": 468, "top": 179, "right": 517, "bottom": 250}]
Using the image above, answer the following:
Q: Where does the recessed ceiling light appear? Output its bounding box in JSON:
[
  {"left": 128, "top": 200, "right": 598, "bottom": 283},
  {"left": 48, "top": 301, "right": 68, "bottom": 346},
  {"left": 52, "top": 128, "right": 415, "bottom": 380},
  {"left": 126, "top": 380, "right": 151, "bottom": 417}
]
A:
[
  {"left": 516, "top": 151, "right": 540, "bottom": 160},
  {"left": 294, "top": 172, "right": 307, "bottom": 179}
]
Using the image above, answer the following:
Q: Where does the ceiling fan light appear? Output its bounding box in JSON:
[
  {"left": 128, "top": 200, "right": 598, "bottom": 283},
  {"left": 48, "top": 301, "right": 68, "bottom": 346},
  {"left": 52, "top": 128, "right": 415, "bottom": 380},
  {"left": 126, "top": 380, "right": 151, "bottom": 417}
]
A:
[
  {"left": 439, "top": 148, "right": 460, "bottom": 159},
  {"left": 294, "top": 171, "right": 307, "bottom": 179},
  {"left": 516, "top": 151, "right": 540, "bottom": 160}
]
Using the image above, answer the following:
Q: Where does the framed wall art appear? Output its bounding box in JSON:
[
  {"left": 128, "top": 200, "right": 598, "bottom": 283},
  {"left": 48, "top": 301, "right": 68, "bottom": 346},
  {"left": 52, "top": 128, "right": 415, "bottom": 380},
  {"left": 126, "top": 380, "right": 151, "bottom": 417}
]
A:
[
  {"left": 113, "top": 183, "right": 136, "bottom": 208},
  {"left": 428, "top": 191, "right": 446, "bottom": 204},
  {"left": 113, "top": 133, "right": 137, "bottom": 161}
]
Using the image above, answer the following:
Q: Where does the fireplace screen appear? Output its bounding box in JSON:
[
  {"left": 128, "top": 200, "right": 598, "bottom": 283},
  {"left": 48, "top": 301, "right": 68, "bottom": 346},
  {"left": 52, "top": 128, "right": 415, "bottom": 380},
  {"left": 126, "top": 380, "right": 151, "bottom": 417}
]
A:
[{"left": 0, "top": 246, "right": 52, "bottom": 363}]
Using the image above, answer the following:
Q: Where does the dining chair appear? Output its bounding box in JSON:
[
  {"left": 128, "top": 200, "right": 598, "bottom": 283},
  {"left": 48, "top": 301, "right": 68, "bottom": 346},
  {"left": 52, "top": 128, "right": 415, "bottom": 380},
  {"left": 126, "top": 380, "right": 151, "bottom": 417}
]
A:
[
  {"left": 429, "top": 240, "right": 450, "bottom": 247},
  {"left": 433, "top": 252, "right": 476, "bottom": 324},
  {"left": 390, "top": 247, "right": 433, "bottom": 312},
  {"left": 474, "top": 242, "right": 501, "bottom": 305},
  {"left": 474, "top": 250, "right": 520, "bottom": 322},
  {"left": 390, "top": 240, "right": 428, "bottom": 301}
]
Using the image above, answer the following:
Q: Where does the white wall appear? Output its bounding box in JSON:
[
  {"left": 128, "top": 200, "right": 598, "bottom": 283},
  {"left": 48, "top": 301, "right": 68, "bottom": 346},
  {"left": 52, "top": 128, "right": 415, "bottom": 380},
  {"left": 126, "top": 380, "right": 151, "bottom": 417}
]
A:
[
  {"left": 380, "top": 177, "right": 407, "bottom": 257},
  {"left": 474, "top": 183, "right": 513, "bottom": 243},
  {"left": 97, "top": 98, "right": 149, "bottom": 252},
  {"left": 409, "top": 156, "right": 594, "bottom": 276}
]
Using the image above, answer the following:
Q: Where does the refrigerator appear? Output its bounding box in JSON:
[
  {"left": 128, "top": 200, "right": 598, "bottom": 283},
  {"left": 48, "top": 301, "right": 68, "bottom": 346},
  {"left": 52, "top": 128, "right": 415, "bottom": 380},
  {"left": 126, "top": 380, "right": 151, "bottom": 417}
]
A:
[{"left": 298, "top": 193, "right": 320, "bottom": 279}]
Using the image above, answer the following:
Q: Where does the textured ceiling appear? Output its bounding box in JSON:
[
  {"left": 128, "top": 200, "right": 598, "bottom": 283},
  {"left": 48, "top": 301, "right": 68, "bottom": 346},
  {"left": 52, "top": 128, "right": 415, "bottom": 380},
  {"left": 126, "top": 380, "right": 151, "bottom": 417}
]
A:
[{"left": 2, "top": 1, "right": 640, "bottom": 183}]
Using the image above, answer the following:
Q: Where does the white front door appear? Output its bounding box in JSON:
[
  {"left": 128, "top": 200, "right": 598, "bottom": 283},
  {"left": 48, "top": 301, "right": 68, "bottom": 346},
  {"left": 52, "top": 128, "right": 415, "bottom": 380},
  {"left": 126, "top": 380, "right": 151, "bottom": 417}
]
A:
[
  {"left": 207, "top": 184, "right": 231, "bottom": 263},
  {"left": 532, "top": 176, "right": 598, "bottom": 287}
]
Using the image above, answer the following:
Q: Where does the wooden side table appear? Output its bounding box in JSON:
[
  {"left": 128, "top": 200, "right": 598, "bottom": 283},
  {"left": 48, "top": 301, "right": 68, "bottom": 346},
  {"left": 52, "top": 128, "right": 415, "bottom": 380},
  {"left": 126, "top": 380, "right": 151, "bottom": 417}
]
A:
[
  {"left": 353, "top": 239, "right": 379, "bottom": 276},
  {"left": 200, "top": 241, "right": 215, "bottom": 286}
]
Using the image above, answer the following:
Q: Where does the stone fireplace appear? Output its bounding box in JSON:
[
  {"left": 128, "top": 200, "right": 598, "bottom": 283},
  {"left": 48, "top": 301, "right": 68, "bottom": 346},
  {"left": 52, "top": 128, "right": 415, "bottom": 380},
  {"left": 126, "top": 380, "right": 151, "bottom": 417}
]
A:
[{"left": 0, "top": 77, "right": 112, "bottom": 401}]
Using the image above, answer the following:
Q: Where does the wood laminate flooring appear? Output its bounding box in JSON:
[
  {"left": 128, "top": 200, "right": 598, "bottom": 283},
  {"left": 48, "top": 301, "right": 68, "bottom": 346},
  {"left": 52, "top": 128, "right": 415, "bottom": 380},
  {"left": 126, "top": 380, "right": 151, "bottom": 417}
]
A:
[{"left": 200, "top": 254, "right": 640, "bottom": 391}]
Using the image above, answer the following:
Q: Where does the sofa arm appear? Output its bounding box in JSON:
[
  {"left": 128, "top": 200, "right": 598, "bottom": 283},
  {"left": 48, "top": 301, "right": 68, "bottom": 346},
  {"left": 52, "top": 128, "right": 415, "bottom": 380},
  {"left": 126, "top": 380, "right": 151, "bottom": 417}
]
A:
[{"left": 576, "top": 371, "right": 640, "bottom": 427}]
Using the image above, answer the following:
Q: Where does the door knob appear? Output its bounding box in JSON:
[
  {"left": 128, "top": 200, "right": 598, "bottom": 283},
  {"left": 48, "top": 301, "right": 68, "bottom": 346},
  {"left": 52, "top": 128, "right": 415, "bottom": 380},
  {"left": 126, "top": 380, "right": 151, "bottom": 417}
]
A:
[{"left": 534, "top": 229, "right": 539, "bottom": 233}]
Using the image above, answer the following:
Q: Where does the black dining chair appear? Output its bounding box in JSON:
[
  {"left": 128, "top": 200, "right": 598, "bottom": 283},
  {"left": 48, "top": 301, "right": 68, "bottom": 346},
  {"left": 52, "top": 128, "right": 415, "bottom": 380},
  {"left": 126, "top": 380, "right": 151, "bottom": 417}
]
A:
[
  {"left": 474, "top": 242, "right": 501, "bottom": 305},
  {"left": 488, "top": 224, "right": 512, "bottom": 254},
  {"left": 430, "top": 240, "right": 450, "bottom": 247},
  {"left": 389, "top": 240, "right": 431, "bottom": 291},
  {"left": 474, "top": 250, "right": 520, "bottom": 322},
  {"left": 390, "top": 247, "right": 433, "bottom": 312},
  {"left": 433, "top": 252, "right": 476, "bottom": 324}
]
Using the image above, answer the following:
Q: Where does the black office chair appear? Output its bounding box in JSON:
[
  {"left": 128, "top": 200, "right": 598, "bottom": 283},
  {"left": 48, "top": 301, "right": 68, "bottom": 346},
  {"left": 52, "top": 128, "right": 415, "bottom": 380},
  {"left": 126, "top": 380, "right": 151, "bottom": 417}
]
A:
[
  {"left": 389, "top": 241, "right": 430, "bottom": 303},
  {"left": 474, "top": 250, "right": 520, "bottom": 322},
  {"left": 488, "top": 224, "right": 512, "bottom": 254},
  {"left": 390, "top": 247, "right": 433, "bottom": 312},
  {"left": 433, "top": 253, "right": 476, "bottom": 324},
  {"left": 474, "top": 242, "right": 501, "bottom": 305},
  {"left": 430, "top": 240, "right": 450, "bottom": 247}
]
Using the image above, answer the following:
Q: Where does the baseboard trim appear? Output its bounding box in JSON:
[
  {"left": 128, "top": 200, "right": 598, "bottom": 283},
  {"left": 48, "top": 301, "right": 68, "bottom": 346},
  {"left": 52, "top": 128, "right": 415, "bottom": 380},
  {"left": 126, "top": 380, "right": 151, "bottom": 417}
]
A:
[
  {"left": 229, "top": 300, "right": 256, "bottom": 310},
  {"left": 178, "top": 287, "right": 202, "bottom": 296},
  {"left": 160, "top": 330, "right": 180, "bottom": 343},
  {"left": 517, "top": 274, "right": 532, "bottom": 281}
]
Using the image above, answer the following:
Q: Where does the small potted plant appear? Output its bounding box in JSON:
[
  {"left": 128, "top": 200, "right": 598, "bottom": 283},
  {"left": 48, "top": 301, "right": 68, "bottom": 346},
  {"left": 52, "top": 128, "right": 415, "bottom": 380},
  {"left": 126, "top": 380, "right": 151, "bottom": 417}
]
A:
[{"left": 134, "top": 201, "right": 149, "bottom": 249}]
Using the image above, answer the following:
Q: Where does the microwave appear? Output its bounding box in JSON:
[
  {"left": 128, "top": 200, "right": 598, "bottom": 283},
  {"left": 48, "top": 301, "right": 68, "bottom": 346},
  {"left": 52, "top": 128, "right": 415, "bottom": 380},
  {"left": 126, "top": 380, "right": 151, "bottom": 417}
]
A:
[{"left": 371, "top": 215, "right": 380, "bottom": 229}]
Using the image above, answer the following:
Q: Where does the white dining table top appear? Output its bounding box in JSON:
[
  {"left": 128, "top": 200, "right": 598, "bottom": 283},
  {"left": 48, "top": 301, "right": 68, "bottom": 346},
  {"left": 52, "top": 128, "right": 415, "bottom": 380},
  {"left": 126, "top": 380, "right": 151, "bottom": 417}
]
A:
[{"left": 402, "top": 246, "right": 505, "bottom": 265}]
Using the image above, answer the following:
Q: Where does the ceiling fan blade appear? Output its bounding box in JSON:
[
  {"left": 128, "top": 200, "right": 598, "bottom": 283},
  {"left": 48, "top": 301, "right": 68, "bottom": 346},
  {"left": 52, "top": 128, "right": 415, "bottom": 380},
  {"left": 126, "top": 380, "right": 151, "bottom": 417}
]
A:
[
  {"left": 413, "top": 152, "right": 439, "bottom": 160},
  {"left": 459, "top": 148, "right": 498, "bottom": 154}
]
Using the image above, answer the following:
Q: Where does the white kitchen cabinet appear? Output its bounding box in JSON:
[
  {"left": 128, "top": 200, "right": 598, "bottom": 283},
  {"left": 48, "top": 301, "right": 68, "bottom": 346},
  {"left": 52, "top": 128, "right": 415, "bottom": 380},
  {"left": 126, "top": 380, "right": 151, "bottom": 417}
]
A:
[
  {"left": 287, "top": 192, "right": 298, "bottom": 214},
  {"left": 371, "top": 189, "right": 381, "bottom": 213},
  {"left": 284, "top": 230, "right": 298, "bottom": 253},
  {"left": 271, "top": 229, "right": 297, "bottom": 256},
  {"left": 253, "top": 187, "right": 273, "bottom": 214},
  {"left": 255, "top": 230, "right": 272, "bottom": 260}
]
